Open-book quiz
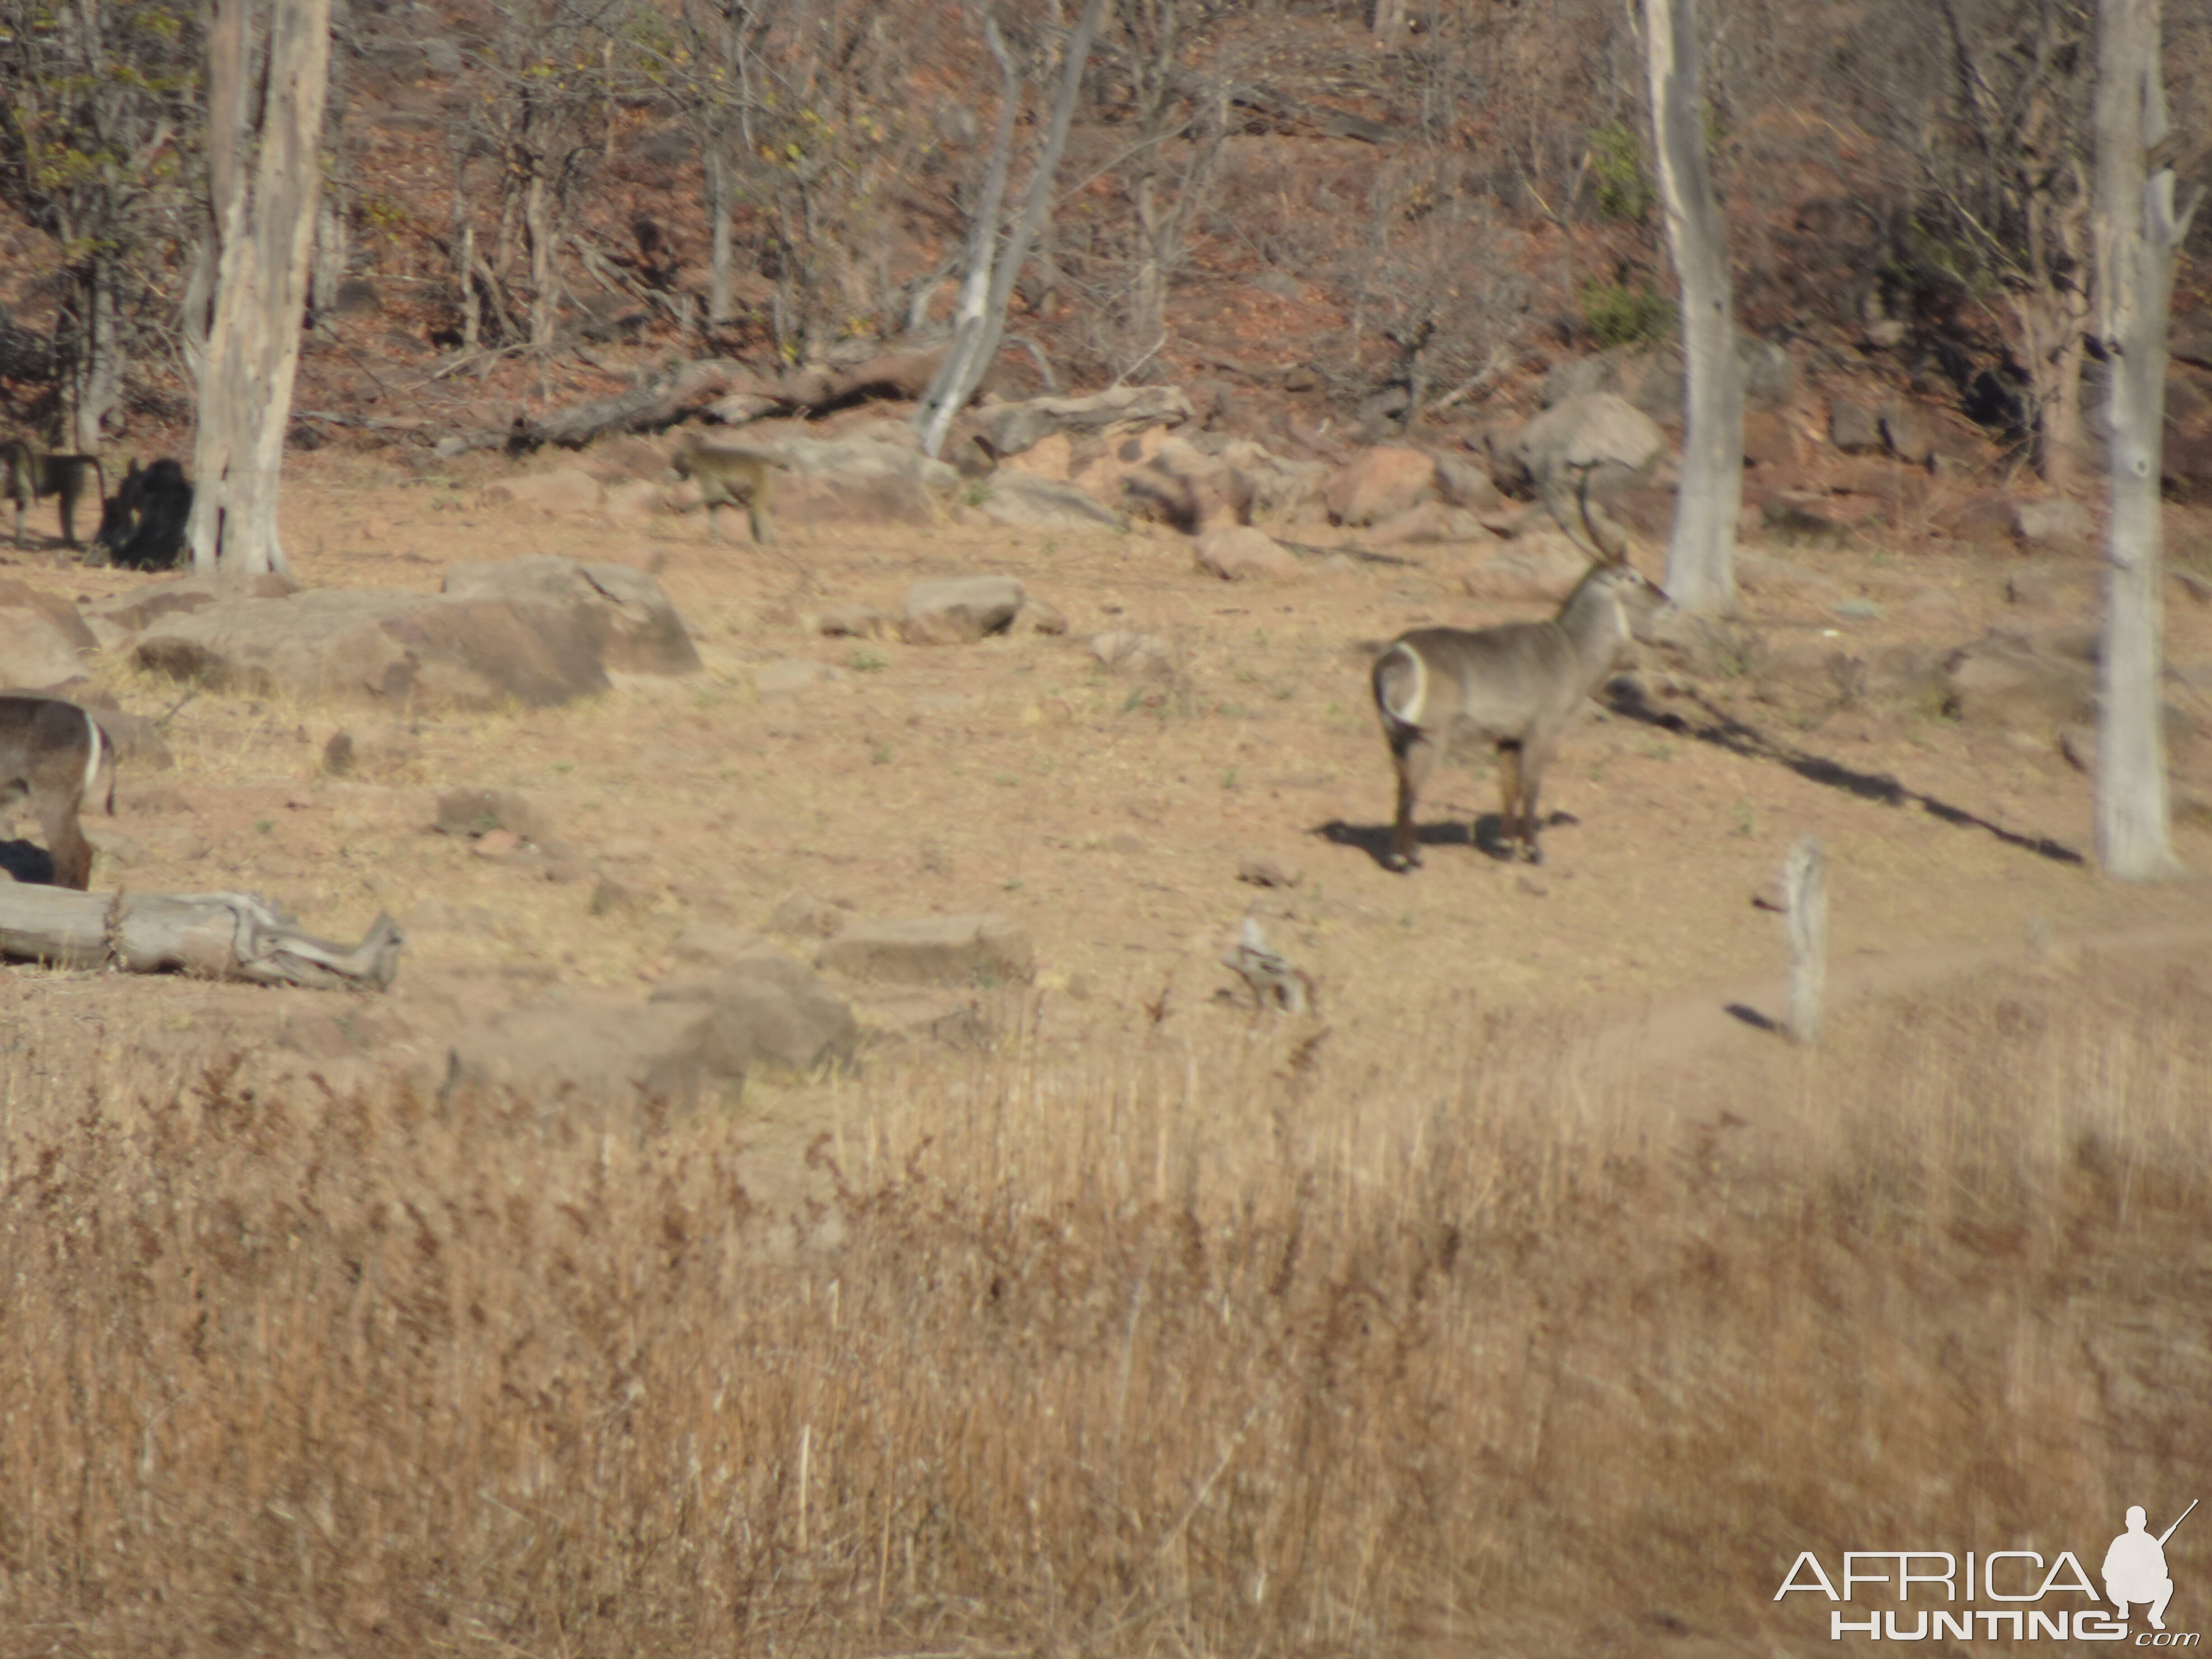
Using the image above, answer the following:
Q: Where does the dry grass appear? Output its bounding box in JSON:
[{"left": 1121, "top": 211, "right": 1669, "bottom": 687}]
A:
[{"left": 1, "top": 957, "right": 2209, "bottom": 1657}]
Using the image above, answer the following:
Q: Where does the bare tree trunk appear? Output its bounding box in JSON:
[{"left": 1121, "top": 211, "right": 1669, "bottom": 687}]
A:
[
  {"left": 1371, "top": 0, "right": 1406, "bottom": 45},
  {"left": 705, "top": 138, "right": 736, "bottom": 326},
  {"left": 915, "top": 0, "right": 1108, "bottom": 457},
  {"left": 2092, "top": 0, "right": 2199, "bottom": 880},
  {"left": 525, "top": 172, "right": 558, "bottom": 353},
  {"left": 65, "top": 258, "right": 120, "bottom": 452},
  {"left": 1644, "top": 0, "right": 1742, "bottom": 615},
  {"left": 2012, "top": 179, "right": 2093, "bottom": 494},
  {"left": 187, "top": 0, "right": 333, "bottom": 578}
]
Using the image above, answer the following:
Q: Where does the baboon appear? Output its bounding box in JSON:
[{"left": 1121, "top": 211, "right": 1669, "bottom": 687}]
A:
[
  {"left": 0, "top": 695, "right": 116, "bottom": 890},
  {"left": 94, "top": 457, "right": 192, "bottom": 571},
  {"left": 2, "top": 439, "right": 107, "bottom": 548},
  {"left": 671, "top": 433, "right": 782, "bottom": 544},
  {"left": 1372, "top": 555, "right": 1668, "bottom": 870}
]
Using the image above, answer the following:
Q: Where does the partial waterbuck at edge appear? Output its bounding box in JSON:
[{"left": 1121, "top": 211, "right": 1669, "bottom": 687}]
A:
[
  {"left": 1370, "top": 488, "right": 1668, "bottom": 870},
  {"left": 0, "top": 696, "right": 117, "bottom": 890}
]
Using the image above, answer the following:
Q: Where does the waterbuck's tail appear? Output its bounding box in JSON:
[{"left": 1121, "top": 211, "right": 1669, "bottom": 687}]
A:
[{"left": 1372, "top": 639, "right": 1427, "bottom": 733}]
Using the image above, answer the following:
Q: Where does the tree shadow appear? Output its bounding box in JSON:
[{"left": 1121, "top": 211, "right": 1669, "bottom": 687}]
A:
[{"left": 1601, "top": 678, "right": 2087, "bottom": 867}]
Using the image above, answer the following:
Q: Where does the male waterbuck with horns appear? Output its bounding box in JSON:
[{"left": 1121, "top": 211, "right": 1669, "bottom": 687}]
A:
[
  {"left": 0, "top": 696, "right": 116, "bottom": 889},
  {"left": 1370, "top": 513, "right": 1667, "bottom": 871}
]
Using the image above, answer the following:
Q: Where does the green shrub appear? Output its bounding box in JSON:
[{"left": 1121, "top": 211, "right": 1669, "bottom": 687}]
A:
[
  {"left": 1589, "top": 121, "right": 1654, "bottom": 221},
  {"left": 1579, "top": 279, "right": 1672, "bottom": 347}
]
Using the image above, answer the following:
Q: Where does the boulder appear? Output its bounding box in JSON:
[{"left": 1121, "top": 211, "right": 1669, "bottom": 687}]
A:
[
  {"left": 1511, "top": 394, "right": 1666, "bottom": 506},
  {"left": 133, "top": 589, "right": 589, "bottom": 708},
  {"left": 976, "top": 386, "right": 1195, "bottom": 457},
  {"left": 1090, "top": 630, "right": 1172, "bottom": 674},
  {"left": 816, "top": 913, "right": 1035, "bottom": 986},
  {"left": 475, "top": 468, "right": 606, "bottom": 514},
  {"left": 1195, "top": 526, "right": 1302, "bottom": 581},
  {"left": 1879, "top": 404, "right": 1937, "bottom": 467},
  {"left": 975, "top": 472, "right": 1127, "bottom": 532},
  {"left": 0, "top": 582, "right": 92, "bottom": 688},
  {"left": 651, "top": 953, "right": 860, "bottom": 1073},
  {"left": 1323, "top": 446, "right": 1438, "bottom": 526},
  {"left": 435, "top": 787, "right": 553, "bottom": 843},
  {"left": 1121, "top": 436, "right": 1253, "bottom": 532},
  {"left": 902, "top": 575, "right": 1025, "bottom": 644},
  {"left": 443, "top": 556, "right": 701, "bottom": 676},
  {"left": 816, "top": 605, "right": 891, "bottom": 639},
  {"left": 1943, "top": 632, "right": 2096, "bottom": 731},
  {"left": 1431, "top": 452, "right": 1503, "bottom": 511},
  {"left": 1459, "top": 533, "right": 1596, "bottom": 602},
  {"left": 2011, "top": 497, "right": 2093, "bottom": 556},
  {"left": 86, "top": 574, "right": 295, "bottom": 634},
  {"left": 1828, "top": 397, "right": 1884, "bottom": 455},
  {"left": 1009, "top": 597, "right": 1069, "bottom": 636}
]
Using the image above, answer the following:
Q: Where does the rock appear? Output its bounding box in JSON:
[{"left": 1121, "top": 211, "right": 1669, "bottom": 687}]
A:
[
  {"left": 1933, "top": 492, "right": 2019, "bottom": 545},
  {"left": 1880, "top": 404, "right": 1936, "bottom": 466},
  {"left": 1364, "top": 501, "right": 1494, "bottom": 547},
  {"left": 436, "top": 787, "right": 553, "bottom": 843},
  {"left": 759, "top": 432, "right": 961, "bottom": 528},
  {"left": 815, "top": 913, "right": 1035, "bottom": 987},
  {"left": 1000, "top": 431, "right": 1074, "bottom": 481},
  {"left": 133, "top": 560, "right": 696, "bottom": 709},
  {"left": 975, "top": 471, "right": 1126, "bottom": 532},
  {"left": 650, "top": 953, "right": 860, "bottom": 1075},
  {"left": 1237, "top": 853, "right": 1304, "bottom": 889},
  {"left": 445, "top": 996, "right": 746, "bottom": 1122},
  {"left": 769, "top": 892, "right": 846, "bottom": 939},
  {"left": 902, "top": 575, "right": 1025, "bottom": 644},
  {"left": 1121, "top": 436, "right": 1252, "bottom": 532},
  {"left": 1090, "top": 630, "right": 1172, "bottom": 674},
  {"left": 2011, "top": 497, "right": 2093, "bottom": 555},
  {"left": 589, "top": 876, "right": 647, "bottom": 915},
  {"left": 1431, "top": 452, "right": 1502, "bottom": 511},
  {"left": 85, "top": 574, "right": 296, "bottom": 634},
  {"left": 818, "top": 605, "right": 890, "bottom": 638},
  {"left": 1323, "top": 446, "right": 1438, "bottom": 526},
  {"left": 476, "top": 468, "right": 606, "bottom": 514},
  {"left": 0, "top": 604, "right": 90, "bottom": 688},
  {"left": 1511, "top": 394, "right": 1666, "bottom": 506},
  {"left": 975, "top": 385, "right": 1195, "bottom": 457},
  {"left": 754, "top": 658, "right": 844, "bottom": 696},
  {"left": 1828, "top": 397, "right": 1884, "bottom": 455},
  {"left": 442, "top": 556, "right": 702, "bottom": 676},
  {"left": 1459, "top": 532, "right": 1594, "bottom": 601},
  {"left": 1943, "top": 633, "right": 2096, "bottom": 731},
  {"left": 1195, "top": 526, "right": 1302, "bottom": 581},
  {"left": 1008, "top": 597, "right": 1069, "bottom": 636}
]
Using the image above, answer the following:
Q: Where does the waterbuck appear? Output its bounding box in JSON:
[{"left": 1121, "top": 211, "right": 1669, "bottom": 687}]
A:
[
  {"left": 0, "top": 696, "right": 116, "bottom": 890},
  {"left": 1371, "top": 550, "right": 1667, "bottom": 871}
]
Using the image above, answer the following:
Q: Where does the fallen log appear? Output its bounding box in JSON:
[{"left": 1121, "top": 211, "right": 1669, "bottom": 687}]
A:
[{"left": 0, "top": 887, "right": 404, "bottom": 990}]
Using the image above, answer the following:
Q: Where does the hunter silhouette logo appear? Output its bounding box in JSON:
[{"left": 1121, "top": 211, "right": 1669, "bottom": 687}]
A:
[
  {"left": 1776, "top": 1500, "right": 2200, "bottom": 1641},
  {"left": 2108, "top": 1502, "right": 2195, "bottom": 1632}
]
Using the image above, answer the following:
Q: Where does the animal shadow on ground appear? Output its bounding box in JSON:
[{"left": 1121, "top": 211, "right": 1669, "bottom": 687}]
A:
[
  {"left": 0, "top": 839, "right": 59, "bottom": 884},
  {"left": 1599, "top": 678, "right": 2088, "bottom": 867},
  {"left": 1318, "top": 810, "right": 1582, "bottom": 871}
]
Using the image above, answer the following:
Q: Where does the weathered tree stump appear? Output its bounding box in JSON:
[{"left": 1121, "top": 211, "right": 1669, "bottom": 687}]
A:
[{"left": 0, "top": 887, "right": 403, "bottom": 990}]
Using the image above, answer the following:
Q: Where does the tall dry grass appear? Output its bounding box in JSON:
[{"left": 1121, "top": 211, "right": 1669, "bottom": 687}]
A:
[{"left": 1, "top": 961, "right": 2209, "bottom": 1657}]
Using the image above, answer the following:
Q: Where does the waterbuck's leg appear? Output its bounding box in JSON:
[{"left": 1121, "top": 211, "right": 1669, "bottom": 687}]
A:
[
  {"left": 1493, "top": 744, "right": 1526, "bottom": 860},
  {"left": 1518, "top": 743, "right": 1556, "bottom": 864},
  {"left": 749, "top": 500, "right": 777, "bottom": 545},
  {"left": 36, "top": 801, "right": 94, "bottom": 890},
  {"left": 1389, "top": 730, "right": 1440, "bottom": 872}
]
